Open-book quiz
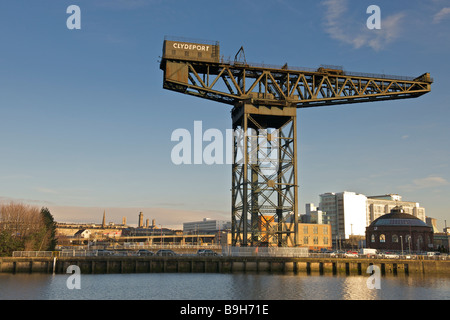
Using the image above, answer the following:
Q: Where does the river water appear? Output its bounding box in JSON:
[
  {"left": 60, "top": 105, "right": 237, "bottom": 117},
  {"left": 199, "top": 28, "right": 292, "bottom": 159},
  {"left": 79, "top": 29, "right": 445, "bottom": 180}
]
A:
[{"left": 0, "top": 272, "right": 448, "bottom": 300}]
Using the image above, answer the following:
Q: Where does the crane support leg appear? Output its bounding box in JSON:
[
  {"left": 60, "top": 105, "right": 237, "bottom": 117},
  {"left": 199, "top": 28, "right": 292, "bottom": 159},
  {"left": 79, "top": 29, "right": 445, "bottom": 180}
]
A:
[{"left": 231, "top": 103, "right": 299, "bottom": 247}]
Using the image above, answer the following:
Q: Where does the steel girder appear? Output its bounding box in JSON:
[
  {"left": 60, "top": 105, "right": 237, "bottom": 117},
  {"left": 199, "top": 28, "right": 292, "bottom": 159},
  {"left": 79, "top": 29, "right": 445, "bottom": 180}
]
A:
[{"left": 161, "top": 60, "right": 432, "bottom": 108}]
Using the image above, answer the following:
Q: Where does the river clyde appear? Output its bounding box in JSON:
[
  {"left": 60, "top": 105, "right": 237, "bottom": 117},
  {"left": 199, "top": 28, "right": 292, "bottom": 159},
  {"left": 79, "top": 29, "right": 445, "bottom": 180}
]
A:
[{"left": 0, "top": 272, "right": 448, "bottom": 300}]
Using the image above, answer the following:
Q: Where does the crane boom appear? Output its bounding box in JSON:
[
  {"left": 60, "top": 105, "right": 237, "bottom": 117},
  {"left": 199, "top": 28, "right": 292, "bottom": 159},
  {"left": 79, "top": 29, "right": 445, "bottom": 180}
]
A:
[{"left": 161, "top": 40, "right": 432, "bottom": 108}]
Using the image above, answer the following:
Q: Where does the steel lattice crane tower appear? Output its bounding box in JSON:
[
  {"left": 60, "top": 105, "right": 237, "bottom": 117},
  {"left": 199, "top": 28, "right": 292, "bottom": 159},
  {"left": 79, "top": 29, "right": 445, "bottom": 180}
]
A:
[{"left": 160, "top": 36, "right": 432, "bottom": 247}]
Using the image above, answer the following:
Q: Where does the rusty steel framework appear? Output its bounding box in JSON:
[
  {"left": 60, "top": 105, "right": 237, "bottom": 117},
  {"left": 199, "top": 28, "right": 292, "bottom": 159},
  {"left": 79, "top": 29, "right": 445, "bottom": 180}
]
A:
[{"left": 160, "top": 37, "right": 432, "bottom": 247}]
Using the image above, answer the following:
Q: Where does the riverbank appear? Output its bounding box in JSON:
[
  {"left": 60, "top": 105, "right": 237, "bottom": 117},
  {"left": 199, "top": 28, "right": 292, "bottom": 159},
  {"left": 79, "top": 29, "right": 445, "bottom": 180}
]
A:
[{"left": 1, "top": 256, "right": 449, "bottom": 275}]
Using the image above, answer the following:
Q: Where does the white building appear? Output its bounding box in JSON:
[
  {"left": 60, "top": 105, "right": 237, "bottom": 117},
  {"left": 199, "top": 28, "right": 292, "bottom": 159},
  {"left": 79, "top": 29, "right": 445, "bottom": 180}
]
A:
[
  {"left": 318, "top": 192, "right": 426, "bottom": 243},
  {"left": 366, "top": 194, "right": 425, "bottom": 223},
  {"left": 304, "top": 203, "right": 327, "bottom": 224},
  {"left": 319, "top": 192, "right": 367, "bottom": 241}
]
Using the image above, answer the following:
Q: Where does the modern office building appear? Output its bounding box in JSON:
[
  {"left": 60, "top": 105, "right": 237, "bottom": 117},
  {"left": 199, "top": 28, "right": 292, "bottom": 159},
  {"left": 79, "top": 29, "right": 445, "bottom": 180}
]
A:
[
  {"left": 366, "top": 194, "right": 426, "bottom": 223},
  {"left": 319, "top": 192, "right": 367, "bottom": 242},
  {"left": 318, "top": 192, "right": 427, "bottom": 246}
]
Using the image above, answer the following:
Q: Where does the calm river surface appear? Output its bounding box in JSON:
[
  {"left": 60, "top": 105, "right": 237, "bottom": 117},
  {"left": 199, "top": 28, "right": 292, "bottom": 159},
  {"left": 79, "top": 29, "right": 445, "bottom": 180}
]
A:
[{"left": 0, "top": 272, "right": 448, "bottom": 300}]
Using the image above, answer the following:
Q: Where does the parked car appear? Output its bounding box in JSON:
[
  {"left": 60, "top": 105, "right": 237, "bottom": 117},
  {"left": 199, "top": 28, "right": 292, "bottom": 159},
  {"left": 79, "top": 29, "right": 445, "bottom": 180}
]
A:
[
  {"left": 137, "top": 249, "right": 154, "bottom": 256},
  {"left": 156, "top": 249, "right": 177, "bottom": 256},
  {"left": 344, "top": 251, "right": 359, "bottom": 258},
  {"left": 330, "top": 251, "right": 344, "bottom": 257},
  {"left": 382, "top": 252, "right": 400, "bottom": 259},
  {"left": 197, "top": 249, "right": 219, "bottom": 256},
  {"left": 96, "top": 249, "right": 114, "bottom": 256}
]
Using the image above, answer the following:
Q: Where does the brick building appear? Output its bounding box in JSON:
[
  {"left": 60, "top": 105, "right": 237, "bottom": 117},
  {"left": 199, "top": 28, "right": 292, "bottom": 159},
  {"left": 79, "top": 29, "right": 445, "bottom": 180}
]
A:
[{"left": 365, "top": 206, "right": 434, "bottom": 252}]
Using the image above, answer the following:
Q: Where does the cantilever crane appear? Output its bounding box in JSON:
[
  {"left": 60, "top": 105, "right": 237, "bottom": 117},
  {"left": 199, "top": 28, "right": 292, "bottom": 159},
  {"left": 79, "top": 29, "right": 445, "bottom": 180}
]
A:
[{"left": 160, "top": 36, "right": 432, "bottom": 248}]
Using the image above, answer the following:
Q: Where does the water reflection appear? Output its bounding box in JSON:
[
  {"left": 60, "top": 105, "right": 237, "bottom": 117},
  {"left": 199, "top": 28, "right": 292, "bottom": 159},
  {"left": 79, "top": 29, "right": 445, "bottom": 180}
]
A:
[
  {"left": 341, "top": 276, "right": 378, "bottom": 300},
  {"left": 0, "top": 273, "right": 448, "bottom": 300}
]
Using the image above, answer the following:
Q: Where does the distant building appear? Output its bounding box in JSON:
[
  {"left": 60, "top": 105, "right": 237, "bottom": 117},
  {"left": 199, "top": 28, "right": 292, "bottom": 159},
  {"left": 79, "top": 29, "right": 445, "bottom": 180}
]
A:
[
  {"left": 74, "top": 229, "right": 91, "bottom": 239},
  {"left": 183, "top": 218, "right": 231, "bottom": 234},
  {"left": 122, "top": 226, "right": 176, "bottom": 237},
  {"left": 303, "top": 203, "right": 327, "bottom": 224},
  {"left": 366, "top": 194, "right": 425, "bottom": 223},
  {"left": 426, "top": 217, "right": 439, "bottom": 233},
  {"left": 433, "top": 232, "right": 450, "bottom": 252}
]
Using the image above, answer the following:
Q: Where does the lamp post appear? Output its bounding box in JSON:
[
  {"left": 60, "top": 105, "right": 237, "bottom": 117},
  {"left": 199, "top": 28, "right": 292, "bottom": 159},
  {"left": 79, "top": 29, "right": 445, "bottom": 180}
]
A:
[{"left": 400, "top": 235, "right": 404, "bottom": 257}]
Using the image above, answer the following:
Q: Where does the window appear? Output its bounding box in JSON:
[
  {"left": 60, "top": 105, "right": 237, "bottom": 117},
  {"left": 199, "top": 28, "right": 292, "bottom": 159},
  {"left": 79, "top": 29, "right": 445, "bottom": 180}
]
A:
[
  {"left": 323, "top": 237, "right": 328, "bottom": 245},
  {"left": 371, "top": 234, "right": 376, "bottom": 242},
  {"left": 303, "top": 226, "right": 308, "bottom": 234},
  {"left": 323, "top": 226, "right": 328, "bottom": 235},
  {"left": 313, "top": 226, "right": 318, "bottom": 234},
  {"left": 392, "top": 235, "right": 398, "bottom": 243},
  {"left": 406, "top": 235, "right": 411, "bottom": 243},
  {"left": 313, "top": 237, "right": 319, "bottom": 244},
  {"left": 303, "top": 236, "right": 309, "bottom": 244},
  {"left": 380, "top": 234, "right": 386, "bottom": 243},
  {"left": 185, "top": 51, "right": 189, "bottom": 57}
]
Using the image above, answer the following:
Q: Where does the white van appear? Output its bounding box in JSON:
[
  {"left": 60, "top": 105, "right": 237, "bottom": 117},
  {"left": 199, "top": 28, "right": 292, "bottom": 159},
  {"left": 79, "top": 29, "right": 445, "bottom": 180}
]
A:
[{"left": 360, "top": 248, "right": 377, "bottom": 257}]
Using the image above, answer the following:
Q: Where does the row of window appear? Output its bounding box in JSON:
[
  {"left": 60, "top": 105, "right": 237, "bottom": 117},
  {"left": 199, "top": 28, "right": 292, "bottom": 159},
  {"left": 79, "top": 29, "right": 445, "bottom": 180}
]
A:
[
  {"left": 302, "top": 226, "right": 328, "bottom": 235},
  {"left": 303, "top": 236, "right": 329, "bottom": 245},
  {"left": 370, "top": 234, "right": 430, "bottom": 244}
]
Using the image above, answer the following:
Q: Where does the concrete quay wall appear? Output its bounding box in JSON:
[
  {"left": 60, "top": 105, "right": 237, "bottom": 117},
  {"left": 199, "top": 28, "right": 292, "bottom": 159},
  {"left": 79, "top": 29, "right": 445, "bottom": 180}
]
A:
[{"left": 1, "top": 256, "right": 449, "bottom": 276}]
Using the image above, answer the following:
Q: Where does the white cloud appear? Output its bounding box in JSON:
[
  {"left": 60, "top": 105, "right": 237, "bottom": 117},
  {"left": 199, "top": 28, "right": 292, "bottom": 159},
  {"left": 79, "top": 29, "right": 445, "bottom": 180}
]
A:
[
  {"left": 321, "top": 0, "right": 405, "bottom": 51},
  {"left": 35, "top": 187, "right": 59, "bottom": 194},
  {"left": 399, "top": 175, "right": 449, "bottom": 191},
  {"left": 433, "top": 7, "right": 450, "bottom": 23},
  {"left": 412, "top": 176, "right": 449, "bottom": 188}
]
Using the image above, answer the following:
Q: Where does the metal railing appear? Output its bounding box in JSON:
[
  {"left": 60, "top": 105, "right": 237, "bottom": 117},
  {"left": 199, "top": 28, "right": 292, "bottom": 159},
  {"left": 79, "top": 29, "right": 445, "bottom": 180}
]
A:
[
  {"left": 307, "top": 252, "right": 450, "bottom": 260},
  {"left": 222, "top": 246, "right": 309, "bottom": 258},
  {"left": 12, "top": 251, "right": 53, "bottom": 257},
  {"left": 10, "top": 249, "right": 449, "bottom": 260}
]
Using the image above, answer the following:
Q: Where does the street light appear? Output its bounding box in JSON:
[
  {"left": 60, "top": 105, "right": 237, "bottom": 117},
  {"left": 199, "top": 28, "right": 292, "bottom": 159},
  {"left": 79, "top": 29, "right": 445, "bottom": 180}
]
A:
[{"left": 400, "top": 235, "right": 404, "bottom": 257}]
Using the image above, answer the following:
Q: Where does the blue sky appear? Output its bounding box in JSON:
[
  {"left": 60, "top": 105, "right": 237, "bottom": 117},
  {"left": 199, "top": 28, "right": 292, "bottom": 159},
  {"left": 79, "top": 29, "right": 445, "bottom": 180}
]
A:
[{"left": 0, "top": 0, "right": 449, "bottom": 229}]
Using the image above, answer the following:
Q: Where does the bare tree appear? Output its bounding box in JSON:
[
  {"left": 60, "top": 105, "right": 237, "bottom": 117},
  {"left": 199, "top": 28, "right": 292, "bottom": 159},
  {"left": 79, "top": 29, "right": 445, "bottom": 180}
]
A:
[{"left": 0, "top": 202, "right": 56, "bottom": 255}]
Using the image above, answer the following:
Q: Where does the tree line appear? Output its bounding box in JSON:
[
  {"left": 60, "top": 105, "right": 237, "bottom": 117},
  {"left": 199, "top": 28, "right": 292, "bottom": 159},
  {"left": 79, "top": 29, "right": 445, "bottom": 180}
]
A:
[{"left": 0, "top": 203, "right": 57, "bottom": 256}]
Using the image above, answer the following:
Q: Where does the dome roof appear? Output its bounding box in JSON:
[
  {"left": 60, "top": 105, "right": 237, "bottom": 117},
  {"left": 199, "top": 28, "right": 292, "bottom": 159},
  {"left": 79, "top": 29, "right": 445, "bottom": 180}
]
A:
[{"left": 370, "top": 206, "right": 430, "bottom": 228}]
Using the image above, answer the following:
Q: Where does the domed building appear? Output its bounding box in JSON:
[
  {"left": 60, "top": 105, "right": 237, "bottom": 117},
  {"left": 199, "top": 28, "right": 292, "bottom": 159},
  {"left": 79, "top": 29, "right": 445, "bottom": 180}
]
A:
[{"left": 366, "top": 206, "right": 433, "bottom": 252}]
